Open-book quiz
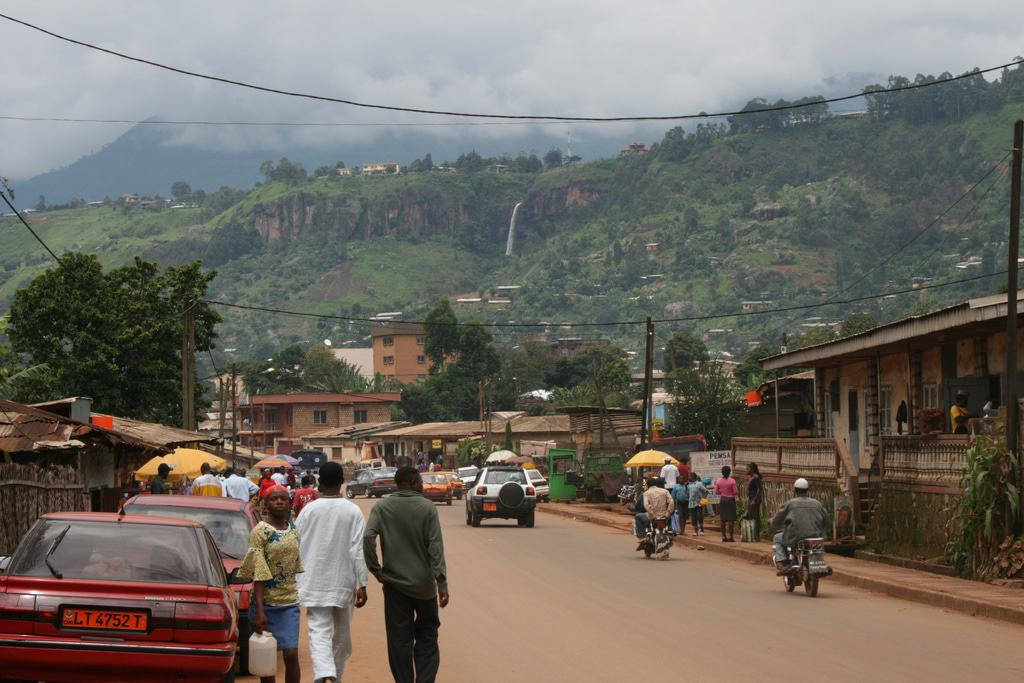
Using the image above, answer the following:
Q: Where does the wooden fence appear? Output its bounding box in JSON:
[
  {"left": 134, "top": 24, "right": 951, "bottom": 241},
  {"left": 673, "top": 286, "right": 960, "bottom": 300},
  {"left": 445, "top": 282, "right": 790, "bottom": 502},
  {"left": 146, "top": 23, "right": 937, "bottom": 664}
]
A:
[{"left": 0, "top": 463, "right": 85, "bottom": 555}]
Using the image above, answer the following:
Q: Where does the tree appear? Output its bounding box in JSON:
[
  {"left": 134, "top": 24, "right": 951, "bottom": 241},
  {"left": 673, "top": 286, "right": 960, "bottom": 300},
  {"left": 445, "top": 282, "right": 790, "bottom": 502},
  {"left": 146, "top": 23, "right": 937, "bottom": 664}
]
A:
[
  {"left": 663, "top": 331, "right": 708, "bottom": 372},
  {"left": 456, "top": 321, "right": 501, "bottom": 422},
  {"left": 839, "top": 313, "right": 878, "bottom": 337},
  {"left": 667, "top": 362, "right": 746, "bottom": 449},
  {"left": 7, "top": 253, "right": 220, "bottom": 424},
  {"left": 33, "top": 195, "right": 46, "bottom": 211},
  {"left": 302, "top": 345, "right": 366, "bottom": 392},
  {"left": 170, "top": 181, "right": 192, "bottom": 202},
  {"left": 399, "top": 366, "right": 476, "bottom": 423},
  {"left": 733, "top": 345, "right": 778, "bottom": 389},
  {"left": 424, "top": 299, "right": 460, "bottom": 369},
  {"left": 543, "top": 148, "right": 563, "bottom": 169},
  {"left": 242, "top": 345, "right": 306, "bottom": 396},
  {"left": 576, "top": 346, "right": 630, "bottom": 446}
]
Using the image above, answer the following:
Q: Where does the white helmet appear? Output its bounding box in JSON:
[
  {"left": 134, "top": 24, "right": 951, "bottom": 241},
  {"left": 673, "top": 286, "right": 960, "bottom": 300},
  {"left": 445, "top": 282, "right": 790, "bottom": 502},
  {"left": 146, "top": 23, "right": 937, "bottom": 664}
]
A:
[
  {"left": 794, "top": 478, "right": 809, "bottom": 491},
  {"left": 664, "top": 456, "right": 672, "bottom": 463}
]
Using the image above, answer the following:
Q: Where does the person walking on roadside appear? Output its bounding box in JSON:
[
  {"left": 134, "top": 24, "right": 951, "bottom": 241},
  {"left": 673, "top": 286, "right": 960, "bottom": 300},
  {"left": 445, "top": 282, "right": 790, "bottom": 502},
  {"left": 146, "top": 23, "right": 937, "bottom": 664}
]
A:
[
  {"left": 272, "top": 467, "right": 289, "bottom": 487},
  {"left": 745, "top": 463, "right": 764, "bottom": 539},
  {"left": 259, "top": 469, "right": 276, "bottom": 499},
  {"left": 292, "top": 475, "right": 320, "bottom": 517},
  {"left": 715, "top": 465, "right": 739, "bottom": 542},
  {"left": 676, "top": 455, "right": 692, "bottom": 486},
  {"left": 687, "top": 473, "right": 707, "bottom": 536},
  {"left": 223, "top": 467, "right": 260, "bottom": 502},
  {"left": 363, "top": 466, "right": 448, "bottom": 683},
  {"left": 659, "top": 456, "right": 679, "bottom": 490},
  {"left": 295, "top": 463, "right": 368, "bottom": 683},
  {"left": 671, "top": 477, "right": 689, "bottom": 536},
  {"left": 149, "top": 462, "right": 172, "bottom": 494},
  {"left": 239, "top": 486, "right": 303, "bottom": 683},
  {"left": 191, "top": 462, "right": 223, "bottom": 497}
]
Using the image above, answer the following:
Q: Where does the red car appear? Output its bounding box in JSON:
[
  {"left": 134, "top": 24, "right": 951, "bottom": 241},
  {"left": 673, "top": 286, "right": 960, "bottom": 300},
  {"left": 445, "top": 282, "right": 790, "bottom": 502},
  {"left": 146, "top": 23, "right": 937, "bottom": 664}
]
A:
[
  {"left": 123, "top": 494, "right": 259, "bottom": 673},
  {"left": 0, "top": 512, "right": 240, "bottom": 682}
]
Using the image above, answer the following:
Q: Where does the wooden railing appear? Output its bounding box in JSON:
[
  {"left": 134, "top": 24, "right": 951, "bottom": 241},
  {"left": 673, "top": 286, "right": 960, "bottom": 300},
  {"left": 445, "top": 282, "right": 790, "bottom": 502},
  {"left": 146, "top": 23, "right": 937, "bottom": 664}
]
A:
[
  {"left": 732, "top": 437, "right": 839, "bottom": 480},
  {"left": 879, "top": 435, "right": 969, "bottom": 485}
]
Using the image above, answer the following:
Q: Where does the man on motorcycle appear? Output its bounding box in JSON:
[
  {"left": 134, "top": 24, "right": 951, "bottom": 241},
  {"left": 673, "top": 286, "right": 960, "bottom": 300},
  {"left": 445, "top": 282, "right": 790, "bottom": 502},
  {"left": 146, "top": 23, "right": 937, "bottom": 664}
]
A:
[
  {"left": 636, "top": 478, "right": 675, "bottom": 549},
  {"left": 771, "top": 478, "right": 828, "bottom": 573}
]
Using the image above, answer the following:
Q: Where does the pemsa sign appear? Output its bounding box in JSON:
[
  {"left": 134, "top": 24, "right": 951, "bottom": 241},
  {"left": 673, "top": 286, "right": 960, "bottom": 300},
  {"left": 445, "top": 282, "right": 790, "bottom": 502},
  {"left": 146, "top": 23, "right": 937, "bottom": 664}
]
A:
[{"left": 689, "top": 450, "right": 732, "bottom": 504}]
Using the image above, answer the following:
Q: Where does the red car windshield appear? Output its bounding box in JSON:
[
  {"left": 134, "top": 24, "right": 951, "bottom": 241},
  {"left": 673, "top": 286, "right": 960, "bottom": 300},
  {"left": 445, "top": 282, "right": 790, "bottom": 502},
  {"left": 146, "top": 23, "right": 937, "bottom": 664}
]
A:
[
  {"left": 10, "top": 519, "right": 207, "bottom": 585},
  {"left": 125, "top": 505, "right": 251, "bottom": 560}
]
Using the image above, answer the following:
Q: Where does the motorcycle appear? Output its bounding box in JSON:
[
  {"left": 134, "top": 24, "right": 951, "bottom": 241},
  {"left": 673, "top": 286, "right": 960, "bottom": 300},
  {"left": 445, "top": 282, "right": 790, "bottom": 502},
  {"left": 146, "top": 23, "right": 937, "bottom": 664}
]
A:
[
  {"left": 637, "top": 517, "right": 673, "bottom": 560},
  {"left": 773, "top": 537, "right": 833, "bottom": 597},
  {"left": 618, "top": 483, "right": 638, "bottom": 506}
]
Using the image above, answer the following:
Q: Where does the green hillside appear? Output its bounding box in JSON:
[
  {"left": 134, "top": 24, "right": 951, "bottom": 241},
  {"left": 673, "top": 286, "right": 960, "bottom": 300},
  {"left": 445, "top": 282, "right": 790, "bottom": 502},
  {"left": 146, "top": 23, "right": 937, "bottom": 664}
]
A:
[{"left": 3, "top": 74, "right": 1023, "bottom": 368}]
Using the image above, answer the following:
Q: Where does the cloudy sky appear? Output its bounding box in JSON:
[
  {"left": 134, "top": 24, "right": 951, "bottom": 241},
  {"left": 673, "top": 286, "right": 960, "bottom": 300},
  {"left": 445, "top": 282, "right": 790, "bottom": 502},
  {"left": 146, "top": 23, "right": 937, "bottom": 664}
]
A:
[{"left": 1, "top": 1, "right": 1021, "bottom": 178}]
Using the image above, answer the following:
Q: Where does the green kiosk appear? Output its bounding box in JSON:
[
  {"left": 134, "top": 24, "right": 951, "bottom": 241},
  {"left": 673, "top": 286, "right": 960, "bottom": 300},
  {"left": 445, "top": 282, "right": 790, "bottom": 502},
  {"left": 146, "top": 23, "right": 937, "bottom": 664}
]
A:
[{"left": 547, "top": 448, "right": 578, "bottom": 501}]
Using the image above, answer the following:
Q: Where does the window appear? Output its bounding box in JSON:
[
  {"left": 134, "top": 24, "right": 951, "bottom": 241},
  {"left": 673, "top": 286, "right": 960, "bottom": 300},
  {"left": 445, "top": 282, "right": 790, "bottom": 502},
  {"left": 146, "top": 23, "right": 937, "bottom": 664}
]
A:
[
  {"left": 354, "top": 409, "right": 368, "bottom": 423},
  {"left": 286, "top": 408, "right": 293, "bottom": 425},
  {"left": 265, "top": 411, "right": 277, "bottom": 427},
  {"left": 382, "top": 336, "right": 394, "bottom": 347},
  {"left": 879, "top": 385, "right": 892, "bottom": 435},
  {"left": 383, "top": 356, "right": 395, "bottom": 365},
  {"left": 416, "top": 336, "right": 426, "bottom": 346},
  {"left": 313, "top": 410, "right": 328, "bottom": 424},
  {"left": 923, "top": 382, "right": 938, "bottom": 409},
  {"left": 417, "top": 355, "right": 426, "bottom": 364}
]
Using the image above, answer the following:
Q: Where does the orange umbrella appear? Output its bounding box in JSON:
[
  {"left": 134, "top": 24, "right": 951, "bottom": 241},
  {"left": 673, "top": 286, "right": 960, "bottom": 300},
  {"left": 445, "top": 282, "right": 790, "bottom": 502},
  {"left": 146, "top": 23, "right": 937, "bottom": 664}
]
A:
[{"left": 254, "top": 456, "right": 293, "bottom": 469}]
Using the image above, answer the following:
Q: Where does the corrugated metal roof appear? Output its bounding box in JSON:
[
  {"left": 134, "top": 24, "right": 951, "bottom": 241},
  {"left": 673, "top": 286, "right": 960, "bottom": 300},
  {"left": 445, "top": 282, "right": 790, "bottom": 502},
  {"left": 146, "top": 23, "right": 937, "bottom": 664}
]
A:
[
  {"left": 91, "top": 413, "right": 216, "bottom": 448},
  {"left": 247, "top": 392, "right": 400, "bottom": 405},
  {"left": 303, "top": 421, "right": 409, "bottom": 439},
  {"left": 762, "top": 293, "right": 1024, "bottom": 371},
  {"left": 0, "top": 400, "right": 165, "bottom": 455}
]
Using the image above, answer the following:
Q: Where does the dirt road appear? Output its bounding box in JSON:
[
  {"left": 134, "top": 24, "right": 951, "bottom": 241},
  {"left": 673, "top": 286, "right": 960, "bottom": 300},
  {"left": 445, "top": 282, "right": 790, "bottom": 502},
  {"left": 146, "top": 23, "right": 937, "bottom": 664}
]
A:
[{"left": 244, "top": 498, "right": 1024, "bottom": 681}]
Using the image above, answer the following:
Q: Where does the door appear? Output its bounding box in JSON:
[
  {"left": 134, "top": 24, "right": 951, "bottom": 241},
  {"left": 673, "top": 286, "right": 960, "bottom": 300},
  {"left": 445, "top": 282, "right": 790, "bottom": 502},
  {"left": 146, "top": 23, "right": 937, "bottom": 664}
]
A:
[{"left": 847, "top": 390, "right": 860, "bottom": 470}]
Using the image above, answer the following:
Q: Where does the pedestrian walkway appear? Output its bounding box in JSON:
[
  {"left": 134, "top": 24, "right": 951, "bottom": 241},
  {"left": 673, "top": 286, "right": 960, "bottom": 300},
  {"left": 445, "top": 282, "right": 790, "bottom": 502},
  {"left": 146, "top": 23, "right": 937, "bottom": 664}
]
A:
[{"left": 537, "top": 502, "right": 1024, "bottom": 626}]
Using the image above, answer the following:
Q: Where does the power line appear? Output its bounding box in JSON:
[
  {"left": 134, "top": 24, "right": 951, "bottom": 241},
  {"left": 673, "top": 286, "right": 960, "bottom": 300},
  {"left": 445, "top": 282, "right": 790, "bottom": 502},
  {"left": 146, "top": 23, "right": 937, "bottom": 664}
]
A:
[
  {"left": 0, "top": 183, "right": 61, "bottom": 263},
  {"left": 202, "top": 270, "right": 1004, "bottom": 329},
  {"left": 0, "top": 114, "right": 601, "bottom": 128},
  {"left": 1, "top": 12, "right": 1019, "bottom": 122}
]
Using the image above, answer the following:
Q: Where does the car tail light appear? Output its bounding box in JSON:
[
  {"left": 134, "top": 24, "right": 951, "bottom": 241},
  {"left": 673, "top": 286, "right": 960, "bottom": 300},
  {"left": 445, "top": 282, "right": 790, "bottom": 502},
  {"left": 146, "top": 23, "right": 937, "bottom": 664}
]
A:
[
  {"left": 174, "top": 601, "right": 232, "bottom": 642},
  {"left": 476, "top": 486, "right": 487, "bottom": 495},
  {"left": 526, "top": 487, "right": 535, "bottom": 496},
  {"left": 0, "top": 593, "right": 37, "bottom": 633}
]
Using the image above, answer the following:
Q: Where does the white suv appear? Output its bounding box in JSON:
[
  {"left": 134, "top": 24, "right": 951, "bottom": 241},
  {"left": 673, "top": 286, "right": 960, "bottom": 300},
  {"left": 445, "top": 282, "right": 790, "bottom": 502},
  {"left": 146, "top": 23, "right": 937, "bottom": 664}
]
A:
[
  {"left": 465, "top": 466, "right": 537, "bottom": 528},
  {"left": 525, "top": 468, "right": 550, "bottom": 502}
]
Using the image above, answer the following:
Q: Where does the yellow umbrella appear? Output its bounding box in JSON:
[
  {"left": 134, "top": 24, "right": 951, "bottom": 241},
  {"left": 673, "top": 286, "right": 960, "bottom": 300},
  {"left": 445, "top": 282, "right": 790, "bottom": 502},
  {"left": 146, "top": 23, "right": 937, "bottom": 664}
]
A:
[
  {"left": 624, "top": 449, "right": 678, "bottom": 468},
  {"left": 135, "top": 448, "right": 226, "bottom": 480}
]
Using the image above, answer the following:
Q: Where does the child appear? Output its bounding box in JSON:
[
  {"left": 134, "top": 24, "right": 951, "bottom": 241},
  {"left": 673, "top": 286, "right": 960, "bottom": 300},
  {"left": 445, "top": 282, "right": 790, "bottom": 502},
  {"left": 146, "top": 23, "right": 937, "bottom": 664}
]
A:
[
  {"left": 687, "top": 472, "right": 707, "bottom": 536},
  {"left": 671, "top": 478, "right": 689, "bottom": 535}
]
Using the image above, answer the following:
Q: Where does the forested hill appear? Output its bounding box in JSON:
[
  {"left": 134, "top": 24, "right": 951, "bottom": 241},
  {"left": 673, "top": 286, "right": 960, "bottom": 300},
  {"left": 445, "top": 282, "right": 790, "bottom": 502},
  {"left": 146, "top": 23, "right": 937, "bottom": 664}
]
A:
[{"left": 2, "top": 65, "right": 1023, "bottom": 365}]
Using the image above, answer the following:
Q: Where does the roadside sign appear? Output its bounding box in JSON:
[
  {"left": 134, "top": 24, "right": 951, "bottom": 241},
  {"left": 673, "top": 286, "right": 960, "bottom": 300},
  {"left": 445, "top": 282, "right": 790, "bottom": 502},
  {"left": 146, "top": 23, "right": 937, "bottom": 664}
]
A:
[
  {"left": 431, "top": 439, "right": 443, "bottom": 450},
  {"left": 690, "top": 450, "right": 731, "bottom": 504}
]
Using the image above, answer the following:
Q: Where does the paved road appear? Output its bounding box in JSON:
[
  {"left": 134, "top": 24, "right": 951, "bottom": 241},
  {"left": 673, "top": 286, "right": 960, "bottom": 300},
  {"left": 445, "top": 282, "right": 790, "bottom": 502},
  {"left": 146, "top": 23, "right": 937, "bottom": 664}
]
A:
[{"left": 245, "top": 498, "right": 1024, "bottom": 682}]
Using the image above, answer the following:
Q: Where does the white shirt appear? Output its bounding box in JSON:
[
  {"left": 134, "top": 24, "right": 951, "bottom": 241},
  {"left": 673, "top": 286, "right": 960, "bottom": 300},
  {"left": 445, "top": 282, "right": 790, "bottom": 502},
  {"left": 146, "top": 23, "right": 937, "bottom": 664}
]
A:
[
  {"left": 271, "top": 472, "right": 288, "bottom": 486},
  {"left": 294, "top": 497, "right": 368, "bottom": 607},
  {"left": 222, "top": 474, "right": 259, "bottom": 501},
  {"left": 660, "top": 463, "right": 679, "bottom": 489}
]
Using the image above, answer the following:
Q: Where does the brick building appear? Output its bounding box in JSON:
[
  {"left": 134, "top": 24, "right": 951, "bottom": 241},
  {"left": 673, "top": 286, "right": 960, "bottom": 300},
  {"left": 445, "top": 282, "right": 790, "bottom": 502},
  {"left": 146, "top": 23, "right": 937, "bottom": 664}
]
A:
[
  {"left": 238, "top": 392, "right": 400, "bottom": 454},
  {"left": 371, "top": 322, "right": 429, "bottom": 384}
]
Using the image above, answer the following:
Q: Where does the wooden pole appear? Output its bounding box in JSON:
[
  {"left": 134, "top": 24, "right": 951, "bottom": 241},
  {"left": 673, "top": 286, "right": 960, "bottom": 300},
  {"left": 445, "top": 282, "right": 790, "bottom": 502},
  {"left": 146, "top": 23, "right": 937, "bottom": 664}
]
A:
[
  {"left": 230, "top": 364, "right": 238, "bottom": 468},
  {"left": 180, "top": 300, "right": 196, "bottom": 430},
  {"left": 639, "top": 317, "right": 654, "bottom": 449},
  {"left": 1007, "top": 119, "right": 1022, "bottom": 526},
  {"left": 217, "top": 378, "right": 226, "bottom": 458}
]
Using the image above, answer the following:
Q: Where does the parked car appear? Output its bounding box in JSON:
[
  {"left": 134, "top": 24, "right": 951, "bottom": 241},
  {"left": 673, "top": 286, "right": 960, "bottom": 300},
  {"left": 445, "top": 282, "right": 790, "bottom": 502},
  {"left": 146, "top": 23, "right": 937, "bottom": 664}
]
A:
[
  {"left": 420, "top": 472, "right": 454, "bottom": 504},
  {"left": 0, "top": 512, "right": 242, "bottom": 682},
  {"left": 123, "top": 494, "right": 259, "bottom": 674},
  {"left": 525, "top": 468, "right": 550, "bottom": 501},
  {"left": 465, "top": 466, "right": 537, "bottom": 527},
  {"left": 346, "top": 467, "right": 398, "bottom": 498},
  {"left": 442, "top": 471, "right": 465, "bottom": 499},
  {"left": 457, "top": 465, "right": 480, "bottom": 491}
]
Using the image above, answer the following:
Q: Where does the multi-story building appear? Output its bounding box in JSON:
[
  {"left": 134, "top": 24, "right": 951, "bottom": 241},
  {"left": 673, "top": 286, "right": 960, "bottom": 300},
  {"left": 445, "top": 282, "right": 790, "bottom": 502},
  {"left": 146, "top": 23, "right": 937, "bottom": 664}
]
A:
[
  {"left": 238, "top": 392, "right": 400, "bottom": 454},
  {"left": 371, "top": 322, "right": 429, "bottom": 384}
]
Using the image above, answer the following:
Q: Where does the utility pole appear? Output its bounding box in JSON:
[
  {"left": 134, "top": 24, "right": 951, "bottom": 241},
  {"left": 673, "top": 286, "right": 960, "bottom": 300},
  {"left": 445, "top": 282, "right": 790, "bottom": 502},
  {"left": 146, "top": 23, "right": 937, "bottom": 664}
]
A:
[
  {"left": 1007, "top": 119, "right": 1023, "bottom": 526},
  {"left": 181, "top": 300, "right": 196, "bottom": 431},
  {"left": 230, "top": 364, "right": 238, "bottom": 468},
  {"left": 217, "top": 377, "right": 226, "bottom": 458},
  {"left": 640, "top": 317, "right": 654, "bottom": 449}
]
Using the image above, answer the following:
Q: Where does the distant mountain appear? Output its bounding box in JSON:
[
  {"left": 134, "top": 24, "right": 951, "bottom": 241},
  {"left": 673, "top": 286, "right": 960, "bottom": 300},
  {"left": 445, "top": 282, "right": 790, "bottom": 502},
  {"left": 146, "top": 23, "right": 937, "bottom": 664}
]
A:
[{"left": 9, "top": 122, "right": 647, "bottom": 204}]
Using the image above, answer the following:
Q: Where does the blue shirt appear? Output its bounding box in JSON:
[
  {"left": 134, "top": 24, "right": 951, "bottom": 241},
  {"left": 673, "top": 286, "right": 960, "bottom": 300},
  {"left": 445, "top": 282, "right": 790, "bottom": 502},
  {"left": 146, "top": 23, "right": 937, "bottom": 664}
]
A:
[{"left": 671, "top": 484, "right": 688, "bottom": 505}]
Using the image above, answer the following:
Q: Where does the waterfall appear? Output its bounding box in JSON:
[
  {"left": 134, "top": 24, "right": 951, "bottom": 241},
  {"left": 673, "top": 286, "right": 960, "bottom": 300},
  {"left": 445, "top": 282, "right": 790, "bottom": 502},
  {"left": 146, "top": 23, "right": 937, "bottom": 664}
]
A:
[{"left": 505, "top": 201, "right": 523, "bottom": 256}]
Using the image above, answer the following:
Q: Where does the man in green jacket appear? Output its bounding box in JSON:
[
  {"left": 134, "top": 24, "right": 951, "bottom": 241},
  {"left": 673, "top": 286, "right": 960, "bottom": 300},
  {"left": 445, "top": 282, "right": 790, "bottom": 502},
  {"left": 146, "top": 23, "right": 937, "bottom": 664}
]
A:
[{"left": 364, "top": 466, "right": 449, "bottom": 683}]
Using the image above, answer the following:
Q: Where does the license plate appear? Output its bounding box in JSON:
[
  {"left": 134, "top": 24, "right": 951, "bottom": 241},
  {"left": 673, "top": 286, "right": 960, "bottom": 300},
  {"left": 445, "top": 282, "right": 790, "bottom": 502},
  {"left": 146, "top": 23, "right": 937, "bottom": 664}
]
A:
[
  {"left": 61, "top": 607, "right": 148, "bottom": 632},
  {"left": 483, "top": 502, "right": 497, "bottom": 512}
]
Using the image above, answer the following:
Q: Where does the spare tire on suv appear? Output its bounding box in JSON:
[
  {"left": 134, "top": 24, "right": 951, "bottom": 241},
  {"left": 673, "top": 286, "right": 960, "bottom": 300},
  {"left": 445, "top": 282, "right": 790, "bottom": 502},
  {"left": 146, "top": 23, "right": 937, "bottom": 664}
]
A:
[{"left": 498, "top": 481, "right": 526, "bottom": 508}]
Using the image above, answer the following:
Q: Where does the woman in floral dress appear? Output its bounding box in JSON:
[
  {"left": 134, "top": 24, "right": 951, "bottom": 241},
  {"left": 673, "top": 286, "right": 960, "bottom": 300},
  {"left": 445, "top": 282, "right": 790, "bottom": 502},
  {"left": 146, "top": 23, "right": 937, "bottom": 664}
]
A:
[{"left": 238, "top": 485, "right": 303, "bottom": 683}]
